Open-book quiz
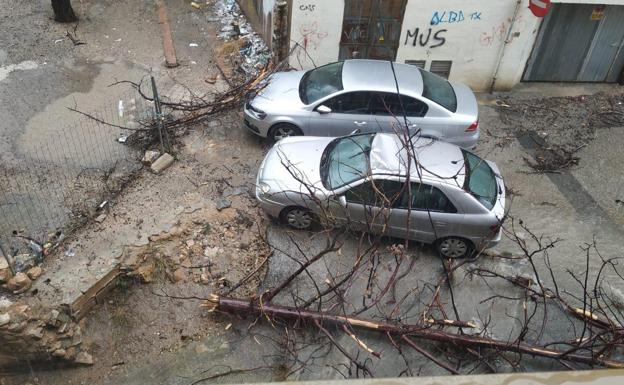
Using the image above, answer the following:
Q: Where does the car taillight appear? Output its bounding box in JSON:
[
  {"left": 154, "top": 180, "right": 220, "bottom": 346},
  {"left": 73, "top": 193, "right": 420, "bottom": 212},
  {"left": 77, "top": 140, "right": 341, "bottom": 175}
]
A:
[
  {"left": 489, "top": 223, "right": 501, "bottom": 234},
  {"left": 466, "top": 120, "right": 478, "bottom": 132}
]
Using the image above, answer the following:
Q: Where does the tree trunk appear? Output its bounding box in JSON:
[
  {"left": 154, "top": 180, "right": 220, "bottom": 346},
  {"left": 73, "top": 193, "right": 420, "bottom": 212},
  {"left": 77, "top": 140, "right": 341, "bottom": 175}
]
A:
[
  {"left": 205, "top": 294, "right": 624, "bottom": 369},
  {"left": 51, "top": 0, "right": 77, "bottom": 23}
]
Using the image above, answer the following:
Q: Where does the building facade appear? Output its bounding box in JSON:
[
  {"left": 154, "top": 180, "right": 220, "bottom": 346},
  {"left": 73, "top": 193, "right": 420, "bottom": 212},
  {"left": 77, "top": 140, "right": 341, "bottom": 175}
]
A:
[{"left": 239, "top": 0, "right": 624, "bottom": 91}]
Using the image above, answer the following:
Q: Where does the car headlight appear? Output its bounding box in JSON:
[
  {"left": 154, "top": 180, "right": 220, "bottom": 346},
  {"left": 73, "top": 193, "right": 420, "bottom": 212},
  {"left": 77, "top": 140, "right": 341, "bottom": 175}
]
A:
[
  {"left": 257, "top": 182, "right": 271, "bottom": 195},
  {"left": 246, "top": 102, "right": 267, "bottom": 119}
]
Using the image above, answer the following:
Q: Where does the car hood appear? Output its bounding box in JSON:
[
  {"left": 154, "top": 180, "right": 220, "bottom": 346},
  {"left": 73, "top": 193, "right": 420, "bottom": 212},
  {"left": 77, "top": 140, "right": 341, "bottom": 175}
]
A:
[
  {"left": 257, "top": 136, "right": 334, "bottom": 195},
  {"left": 253, "top": 70, "right": 307, "bottom": 110},
  {"left": 451, "top": 82, "right": 479, "bottom": 120}
]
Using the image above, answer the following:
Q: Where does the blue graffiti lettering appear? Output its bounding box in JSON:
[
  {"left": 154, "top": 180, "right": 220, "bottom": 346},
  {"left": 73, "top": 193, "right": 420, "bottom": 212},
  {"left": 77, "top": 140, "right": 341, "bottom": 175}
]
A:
[
  {"left": 470, "top": 12, "right": 482, "bottom": 20},
  {"left": 431, "top": 10, "right": 480, "bottom": 25}
]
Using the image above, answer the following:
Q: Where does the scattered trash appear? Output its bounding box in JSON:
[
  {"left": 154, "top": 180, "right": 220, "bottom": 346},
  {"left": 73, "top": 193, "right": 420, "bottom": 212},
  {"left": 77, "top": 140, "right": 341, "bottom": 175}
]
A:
[
  {"left": 65, "top": 250, "right": 76, "bottom": 258},
  {"left": 94, "top": 214, "right": 107, "bottom": 223},
  {"left": 117, "top": 135, "right": 128, "bottom": 143},
  {"left": 189, "top": 43, "right": 199, "bottom": 47},
  {"left": 54, "top": 39, "right": 64, "bottom": 44},
  {"left": 97, "top": 201, "right": 109, "bottom": 211},
  {"left": 13, "top": 254, "right": 36, "bottom": 274},
  {"left": 118, "top": 100, "right": 124, "bottom": 118},
  {"left": 213, "top": 0, "right": 270, "bottom": 76},
  {"left": 190, "top": 1, "right": 201, "bottom": 9},
  {"left": 115, "top": 38, "right": 122, "bottom": 42}
]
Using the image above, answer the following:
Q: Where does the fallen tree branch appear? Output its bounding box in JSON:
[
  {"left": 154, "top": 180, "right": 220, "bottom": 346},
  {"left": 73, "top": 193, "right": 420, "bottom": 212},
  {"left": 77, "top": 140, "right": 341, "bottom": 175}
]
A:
[{"left": 203, "top": 294, "right": 624, "bottom": 369}]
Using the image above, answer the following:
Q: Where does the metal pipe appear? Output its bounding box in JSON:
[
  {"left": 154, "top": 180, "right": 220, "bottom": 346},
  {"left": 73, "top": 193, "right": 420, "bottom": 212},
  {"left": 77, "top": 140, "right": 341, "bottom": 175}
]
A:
[{"left": 490, "top": 0, "right": 523, "bottom": 93}]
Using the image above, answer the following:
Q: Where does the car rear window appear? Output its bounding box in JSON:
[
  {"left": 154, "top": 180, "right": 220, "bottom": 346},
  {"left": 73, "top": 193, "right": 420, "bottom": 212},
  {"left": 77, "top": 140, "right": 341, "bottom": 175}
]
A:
[
  {"left": 299, "top": 62, "right": 344, "bottom": 104},
  {"left": 419, "top": 68, "right": 457, "bottom": 112},
  {"left": 462, "top": 150, "right": 497, "bottom": 210}
]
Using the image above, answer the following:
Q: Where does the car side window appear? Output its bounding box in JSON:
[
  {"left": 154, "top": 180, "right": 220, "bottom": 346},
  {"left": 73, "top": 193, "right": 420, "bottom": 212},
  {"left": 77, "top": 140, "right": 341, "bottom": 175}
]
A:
[
  {"left": 370, "top": 93, "right": 429, "bottom": 117},
  {"left": 324, "top": 92, "right": 372, "bottom": 114},
  {"left": 345, "top": 180, "right": 404, "bottom": 207},
  {"left": 401, "top": 183, "right": 457, "bottom": 213}
]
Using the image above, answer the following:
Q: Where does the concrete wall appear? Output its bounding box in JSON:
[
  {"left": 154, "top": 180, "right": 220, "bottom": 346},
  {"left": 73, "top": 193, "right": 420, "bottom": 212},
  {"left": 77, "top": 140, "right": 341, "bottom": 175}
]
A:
[
  {"left": 237, "top": 0, "right": 276, "bottom": 48},
  {"left": 395, "top": 0, "right": 541, "bottom": 91},
  {"left": 285, "top": 0, "right": 624, "bottom": 90},
  {"left": 288, "top": 0, "right": 344, "bottom": 69}
]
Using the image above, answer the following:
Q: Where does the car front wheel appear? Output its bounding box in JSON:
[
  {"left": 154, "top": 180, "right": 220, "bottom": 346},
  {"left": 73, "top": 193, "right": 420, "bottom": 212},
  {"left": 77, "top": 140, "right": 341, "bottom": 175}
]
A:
[
  {"left": 269, "top": 123, "right": 303, "bottom": 143},
  {"left": 281, "top": 207, "right": 314, "bottom": 230},
  {"left": 436, "top": 237, "right": 474, "bottom": 259}
]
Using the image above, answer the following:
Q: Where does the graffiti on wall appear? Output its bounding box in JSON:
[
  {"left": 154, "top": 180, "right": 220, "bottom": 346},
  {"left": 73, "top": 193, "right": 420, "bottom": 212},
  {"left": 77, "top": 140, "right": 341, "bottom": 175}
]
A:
[
  {"left": 430, "top": 10, "right": 482, "bottom": 26},
  {"left": 299, "top": 21, "right": 329, "bottom": 51},
  {"left": 404, "top": 28, "right": 447, "bottom": 48},
  {"left": 299, "top": 4, "right": 316, "bottom": 12},
  {"left": 479, "top": 15, "right": 527, "bottom": 47}
]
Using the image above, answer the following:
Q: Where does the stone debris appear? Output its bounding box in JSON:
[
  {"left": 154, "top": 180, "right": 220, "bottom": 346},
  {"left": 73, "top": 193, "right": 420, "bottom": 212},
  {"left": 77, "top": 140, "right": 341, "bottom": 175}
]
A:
[
  {"left": 95, "top": 213, "right": 108, "bottom": 223},
  {"left": 75, "top": 351, "right": 93, "bottom": 365},
  {"left": 26, "top": 266, "right": 43, "bottom": 280},
  {"left": 142, "top": 150, "right": 161, "bottom": 165},
  {"left": 172, "top": 268, "right": 187, "bottom": 283},
  {"left": 150, "top": 153, "right": 175, "bottom": 174},
  {"left": 0, "top": 255, "right": 12, "bottom": 284},
  {"left": 4, "top": 272, "right": 32, "bottom": 293},
  {"left": 0, "top": 312, "right": 9, "bottom": 327},
  {"left": 215, "top": 197, "right": 231, "bottom": 211}
]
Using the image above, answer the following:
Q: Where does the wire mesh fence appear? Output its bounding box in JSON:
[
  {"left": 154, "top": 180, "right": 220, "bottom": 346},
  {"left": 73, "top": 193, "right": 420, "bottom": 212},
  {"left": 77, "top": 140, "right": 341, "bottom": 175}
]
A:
[{"left": 0, "top": 87, "right": 156, "bottom": 263}]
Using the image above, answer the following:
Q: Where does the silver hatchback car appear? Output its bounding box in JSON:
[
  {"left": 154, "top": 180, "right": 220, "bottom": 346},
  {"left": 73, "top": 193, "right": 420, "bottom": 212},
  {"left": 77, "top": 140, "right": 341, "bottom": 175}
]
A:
[
  {"left": 244, "top": 60, "right": 480, "bottom": 148},
  {"left": 255, "top": 133, "right": 505, "bottom": 258}
]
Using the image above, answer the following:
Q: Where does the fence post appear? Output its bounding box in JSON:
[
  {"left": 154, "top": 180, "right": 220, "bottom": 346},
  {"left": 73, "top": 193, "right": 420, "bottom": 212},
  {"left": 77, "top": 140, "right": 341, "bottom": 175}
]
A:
[{"left": 150, "top": 76, "right": 167, "bottom": 154}]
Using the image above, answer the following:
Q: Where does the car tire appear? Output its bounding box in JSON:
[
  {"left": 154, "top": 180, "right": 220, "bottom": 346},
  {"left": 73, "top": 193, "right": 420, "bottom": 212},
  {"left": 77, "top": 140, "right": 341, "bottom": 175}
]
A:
[
  {"left": 268, "top": 123, "right": 303, "bottom": 143},
  {"left": 281, "top": 207, "right": 315, "bottom": 230},
  {"left": 435, "top": 237, "right": 474, "bottom": 259}
]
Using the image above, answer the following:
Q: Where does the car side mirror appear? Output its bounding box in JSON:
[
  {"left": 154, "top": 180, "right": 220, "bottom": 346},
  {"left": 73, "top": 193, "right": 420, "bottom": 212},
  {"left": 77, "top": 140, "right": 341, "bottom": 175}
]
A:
[
  {"left": 317, "top": 105, "right": 332, "bottom": 114},
  {"left": 335, "top": 195, "right": 347, "bottom": 207}
]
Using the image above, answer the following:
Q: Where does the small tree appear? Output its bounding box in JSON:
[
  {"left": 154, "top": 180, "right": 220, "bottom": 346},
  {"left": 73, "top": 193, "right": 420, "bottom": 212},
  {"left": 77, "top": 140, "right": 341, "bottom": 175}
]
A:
[{"left": 51, "top": 0, "right": 77, "bottom": 23}]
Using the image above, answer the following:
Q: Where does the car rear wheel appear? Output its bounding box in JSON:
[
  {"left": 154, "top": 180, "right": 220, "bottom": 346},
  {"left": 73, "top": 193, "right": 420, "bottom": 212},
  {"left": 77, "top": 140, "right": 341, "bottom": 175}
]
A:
[
  {"left": 436, "top": 237, "right": 474, "bottom": 259},
  {"left": 269, "top": 123, "right": 303, "bottom": 143},
  {"left": 281, "top": 207, "right": 314, "bottom": 230}
]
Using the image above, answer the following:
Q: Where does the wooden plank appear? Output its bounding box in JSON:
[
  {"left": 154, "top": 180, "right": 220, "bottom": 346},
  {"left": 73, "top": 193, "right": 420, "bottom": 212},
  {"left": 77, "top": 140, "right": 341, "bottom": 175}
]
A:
[
  {"left": 156, "top": 0, "right": 179, "bottom": 68},
  {"left": 70, "top": 266, "right": 121, "bottom": 319}
]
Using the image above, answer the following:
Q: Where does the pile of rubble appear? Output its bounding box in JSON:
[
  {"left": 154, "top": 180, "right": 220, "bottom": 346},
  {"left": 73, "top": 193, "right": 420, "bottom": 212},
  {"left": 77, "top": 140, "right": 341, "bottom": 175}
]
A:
[
  {"left": 211, "top": 0, "right": 271, "bottom": 75},
  {"left": 0, "top": 298, "right": 93, "bottom": 367}
]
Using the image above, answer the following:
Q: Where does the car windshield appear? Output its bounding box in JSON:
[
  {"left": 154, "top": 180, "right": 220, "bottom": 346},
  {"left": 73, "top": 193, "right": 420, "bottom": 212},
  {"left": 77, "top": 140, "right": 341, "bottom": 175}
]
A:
[
  {"left": 299, "top": 62, "right": 344, "bottom": 104},
  {"left": 463, "top": 150, "right": 497, "bottom": 210},
  {"left": 419, "top": 68, "right": 457, "bottom": 112},
  {"left": 320, "top": 134, "right": 374, "bottom": 190}
]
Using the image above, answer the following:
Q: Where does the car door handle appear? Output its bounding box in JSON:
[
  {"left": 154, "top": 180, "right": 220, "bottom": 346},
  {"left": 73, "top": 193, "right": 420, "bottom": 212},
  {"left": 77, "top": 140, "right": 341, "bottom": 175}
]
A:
[{"left": 354, "top": 121, "right": 367, "bottom": 126}]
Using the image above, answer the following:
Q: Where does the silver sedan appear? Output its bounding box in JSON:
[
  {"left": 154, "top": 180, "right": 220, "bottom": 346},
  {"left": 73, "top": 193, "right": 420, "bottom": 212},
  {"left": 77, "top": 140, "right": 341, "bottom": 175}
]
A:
[
  {"left": 244, "top": 60, "right": 480, "bottom": 148},
  {"left": 255, "top": 133, "right": 505, "bottom": 258}
]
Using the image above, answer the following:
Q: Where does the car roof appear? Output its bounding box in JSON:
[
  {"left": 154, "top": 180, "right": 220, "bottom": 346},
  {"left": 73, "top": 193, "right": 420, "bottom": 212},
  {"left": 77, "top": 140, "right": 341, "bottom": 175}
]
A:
[
  {"left": 342, "top": 60, "right": 424, "bottom": 96},
  {"left": 369, "top": 134, "right": 466, "bottom": 188}
]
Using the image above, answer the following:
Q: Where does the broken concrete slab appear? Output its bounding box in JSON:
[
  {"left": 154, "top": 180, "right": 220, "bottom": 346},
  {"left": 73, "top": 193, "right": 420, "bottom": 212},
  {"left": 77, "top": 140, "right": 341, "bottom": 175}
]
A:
[
  {"left": 150, "top": 153, "right": 175, "bottom": 174},
  {"left": 142, "top": 150, "right": 161, "bottom": 165}
]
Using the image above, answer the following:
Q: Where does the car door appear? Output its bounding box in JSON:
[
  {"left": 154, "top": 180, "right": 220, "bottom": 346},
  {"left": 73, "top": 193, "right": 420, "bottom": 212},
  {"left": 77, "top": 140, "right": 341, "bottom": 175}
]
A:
[
  {"left": 309, "top": 91, "right": 374, "bottom": 136},
  {"left": 340, "top": 179, "right": 405, "bottom": 235},
  {"left": 388, "top": 182, "right": 463, "bottom": 243},
  {"left": 368, "top": 92, "right": 429, "bottom": 136}
]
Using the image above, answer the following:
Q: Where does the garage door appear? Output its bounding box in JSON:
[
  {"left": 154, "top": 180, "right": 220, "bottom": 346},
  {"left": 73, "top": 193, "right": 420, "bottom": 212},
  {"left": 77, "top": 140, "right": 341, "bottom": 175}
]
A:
[{"left": 524, "top": 4, "right": 624, "bottom": 82}]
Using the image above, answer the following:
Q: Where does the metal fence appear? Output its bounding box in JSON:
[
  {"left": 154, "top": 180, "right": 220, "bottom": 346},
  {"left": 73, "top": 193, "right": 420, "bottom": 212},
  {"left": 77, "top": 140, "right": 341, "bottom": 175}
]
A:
[{"left": 0, "top": 87, "right": 156, "bottom": 263}]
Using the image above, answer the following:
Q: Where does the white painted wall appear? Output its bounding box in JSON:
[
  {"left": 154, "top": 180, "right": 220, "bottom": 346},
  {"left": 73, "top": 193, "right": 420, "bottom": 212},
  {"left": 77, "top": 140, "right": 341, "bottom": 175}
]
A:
[
  {"left": 286, "top": 0, "right": 624, "bottom": 90},
  {"left": 395, "top": 0, "right": 543, "bottom": 91},
  {"left": 289, "top": 0, "right": 344, "bottom": 69}
]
